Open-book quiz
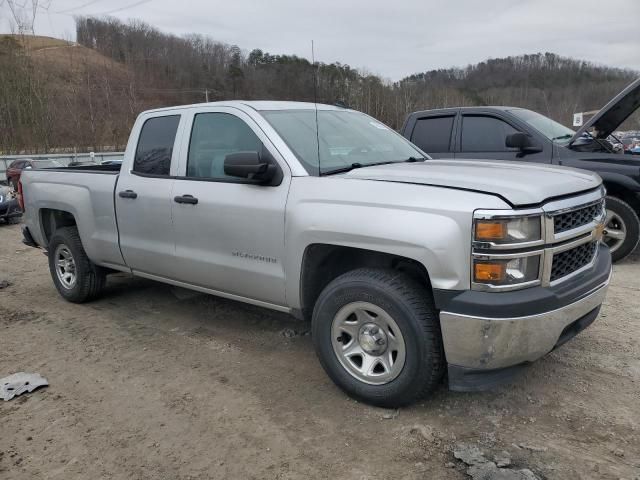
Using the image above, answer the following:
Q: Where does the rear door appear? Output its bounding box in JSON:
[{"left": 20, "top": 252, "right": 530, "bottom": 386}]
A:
[
  {"left": 116, "top": 113, "right": 185, "bottom": 278},
  {"left": 169, "top": 106, "right": 290, "bottom": 306},
  {"left": 407, "top": 114, "right": 456, "bottom": 158},
  {"left": 455, "top": 112, "right": 549, "bottom": 162}
]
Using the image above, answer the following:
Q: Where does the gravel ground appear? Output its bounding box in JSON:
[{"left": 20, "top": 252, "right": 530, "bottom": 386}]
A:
[{"left": 1, "top": 223, "right": 639, "bottom": 480}]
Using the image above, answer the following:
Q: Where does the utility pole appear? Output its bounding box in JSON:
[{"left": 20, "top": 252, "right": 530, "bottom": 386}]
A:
[{"left": 204, "top": 89, "right": 209, "bottom": 103}]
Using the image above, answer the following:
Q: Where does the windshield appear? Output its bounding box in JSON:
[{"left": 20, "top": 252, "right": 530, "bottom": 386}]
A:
[
  {"left": 509, "top": 109, "right": 576, "bottom": 144},
  {"left": 33, "top": 160, "right": 63, "bottom": 168},
  {"left": 261, "top": 109, "right": 425, "bottom": 175}
]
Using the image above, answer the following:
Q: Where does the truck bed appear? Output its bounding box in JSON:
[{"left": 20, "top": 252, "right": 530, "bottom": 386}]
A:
[
  {"left": 20, "top": 168, "right": 125, "bottom": 269},
  {"left": 48, "top": 163, "right": 122, "bottom": 173}
]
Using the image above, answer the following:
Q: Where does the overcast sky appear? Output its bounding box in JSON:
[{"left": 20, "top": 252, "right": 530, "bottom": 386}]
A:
[{"left": 1, "top": 0, "right": 639, "bottom": 80}]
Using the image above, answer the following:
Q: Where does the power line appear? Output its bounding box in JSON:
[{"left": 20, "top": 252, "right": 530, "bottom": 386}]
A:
[
  {"left": 44, "top": 0, "right": 152, "bottom": 16},
  {"left": 54, "top": 0, "right": 104, "bottom": 14},
  {"left": 92, "top": 0, "right": 152, "bottom": 16}
]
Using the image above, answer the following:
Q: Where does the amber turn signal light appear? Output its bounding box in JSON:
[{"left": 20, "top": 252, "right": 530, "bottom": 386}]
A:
[
  {"left": 475, "top": 221, "right": 507, "bottom": 241},
  {"left": 474, "top": 262, "right": 506, "bottom": 282}
]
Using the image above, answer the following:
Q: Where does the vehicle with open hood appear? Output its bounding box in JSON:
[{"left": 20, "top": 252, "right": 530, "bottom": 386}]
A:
[
  {"left": 402, "top": 78, "right": 640, "bottom": 262},
  {"left": 18, "top": 101, "right": 611, "bottom": 407}
]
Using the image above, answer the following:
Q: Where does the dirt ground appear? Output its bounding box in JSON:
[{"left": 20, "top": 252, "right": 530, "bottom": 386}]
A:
[{"left": 1, "top": 223, "right": 638, "bottom": 480}]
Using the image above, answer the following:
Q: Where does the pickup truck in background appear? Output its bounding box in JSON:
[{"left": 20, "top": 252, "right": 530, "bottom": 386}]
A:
[
  {"left": 19, "top": 101, "right": 611, "bottom": 407},
  {"left": 401, "top": 77, "right": 640, "bottom": 262}
]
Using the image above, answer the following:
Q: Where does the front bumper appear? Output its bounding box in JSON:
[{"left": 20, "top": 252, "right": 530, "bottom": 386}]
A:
[{"left": 439, "top": 245, "right": 611, "bottom": 390}]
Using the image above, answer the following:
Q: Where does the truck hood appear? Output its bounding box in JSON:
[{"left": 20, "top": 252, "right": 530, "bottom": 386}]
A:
[
  {"left": 344, "top": 159, "right": 602, "bottom": 207},
  {"left": 570, "top": 77, "right": 640, "bottom": 144}
]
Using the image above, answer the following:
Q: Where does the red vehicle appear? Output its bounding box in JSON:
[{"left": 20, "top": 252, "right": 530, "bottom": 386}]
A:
[{"left": 6, "top": 158, "right": 63, "bottom": 189}]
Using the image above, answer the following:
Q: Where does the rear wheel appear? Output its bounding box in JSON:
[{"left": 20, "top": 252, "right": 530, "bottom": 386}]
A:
[
  {"left": 312, "top": 268, "right": 445, "bottom": 408},
  {"left": 604, "top": 196, "right": 640, "bottom": 262},
  {"left": 48, "top": 226, "right": 106, "bottom": 303}
]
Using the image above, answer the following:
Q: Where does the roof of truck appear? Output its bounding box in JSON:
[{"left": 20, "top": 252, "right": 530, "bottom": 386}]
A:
[
  {"left": 143, "top": 100, "right": 346, "bottom": 115},
  {"left": 407, "top": 106, "right": 527, "bottom": 116}
]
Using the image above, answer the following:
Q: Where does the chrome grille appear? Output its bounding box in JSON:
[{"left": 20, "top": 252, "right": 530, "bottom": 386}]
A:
[
  {"left": 553, "top": 201, "right": 603, "bottom": 234},
  {"left": 550, "top": 242, "right": 598, "bottom": 282}
]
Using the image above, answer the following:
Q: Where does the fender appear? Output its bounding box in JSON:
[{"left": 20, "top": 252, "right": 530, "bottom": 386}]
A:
[
  {"left": 283, "top": 176, "right": 509, "bottom": 310},
  {"left": 598, "top": 171, "right": 640, "bottom": 194}
]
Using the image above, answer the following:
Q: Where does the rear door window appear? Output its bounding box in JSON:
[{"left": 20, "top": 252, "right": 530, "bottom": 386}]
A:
[
  {"left": 461, "top": 115, "right": 519, "bottom": 152},
  {"left": 133, "top": 115, "right": 181, "bottom": 176},
  {"left": 410, "top": 116, "right": 454, "bottom": 153}
]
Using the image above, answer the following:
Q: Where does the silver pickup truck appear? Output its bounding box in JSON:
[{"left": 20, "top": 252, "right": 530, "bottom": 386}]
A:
[{"left": 19, "top": 101, "right": 612, "bottom": 407}]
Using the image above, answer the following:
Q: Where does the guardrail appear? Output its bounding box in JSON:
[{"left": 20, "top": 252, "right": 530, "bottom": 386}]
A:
[{"left": 0, "top": 152, "right": 124, "bottom": 182}]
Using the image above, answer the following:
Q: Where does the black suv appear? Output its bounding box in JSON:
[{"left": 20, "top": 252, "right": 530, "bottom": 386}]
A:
[{"left": 401, "top": 78, "right": 640, "bottom": 262}]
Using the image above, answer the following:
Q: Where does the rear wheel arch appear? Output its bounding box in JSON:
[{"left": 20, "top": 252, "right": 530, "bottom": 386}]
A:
[
  {"left": 40, "top": 208, "right": 78, "bottom": 246},
  {"left": 299, "top": 244, "right": 433, "bottom": 321}
]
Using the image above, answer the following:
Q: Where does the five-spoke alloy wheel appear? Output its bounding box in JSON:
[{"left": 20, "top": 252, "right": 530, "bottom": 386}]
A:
[{"left": 54, "top": 244, "right": 77, "bottom": 289}]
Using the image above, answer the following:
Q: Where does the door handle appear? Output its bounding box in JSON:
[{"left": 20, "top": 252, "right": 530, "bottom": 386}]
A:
[
  {"left": 118, "top": 190, "right": 137, "bottom": 199},
  {"left": 174, "top": 194, "right": 198, "bottom": 205}
]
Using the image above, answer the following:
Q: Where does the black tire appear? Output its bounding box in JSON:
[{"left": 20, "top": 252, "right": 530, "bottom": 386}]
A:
[
  {"left": 48, "top": 226, "right": 106, "bottom": 303},
  {"left": 605, "top": 196, "right": 640, "bottom": 262},
  {"left": 312, "top": 268, "right": 445, "bottom": 408}
]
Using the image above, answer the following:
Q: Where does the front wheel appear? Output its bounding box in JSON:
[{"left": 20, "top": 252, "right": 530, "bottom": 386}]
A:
[
  {"left": 604, "top": 196, "right": 640, "bottom": 262},
  {"left": 48, "top": 226, "right": 106, "bottom": 303},
  {"left": 312, "top": 268, "right": 445, "bottom": 408}
]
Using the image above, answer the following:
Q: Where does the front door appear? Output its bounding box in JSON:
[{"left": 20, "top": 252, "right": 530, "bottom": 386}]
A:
[
  {"left": 116, "top": 114, "right": 182, "bottom": 278},
  {"left": 170, "top": 108, "right": 290, "bottom": 306},
  {"left": 455, "top": 114, "right": 549, "bottom": 163}
]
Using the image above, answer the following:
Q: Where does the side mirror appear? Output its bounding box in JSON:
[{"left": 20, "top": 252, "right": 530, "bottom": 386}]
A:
[
  {"left": 505, "top": 132, "right": 542, "bottom": 154},
  {"left": 224, "top": 151, "right": 276, "bottom": 184}
]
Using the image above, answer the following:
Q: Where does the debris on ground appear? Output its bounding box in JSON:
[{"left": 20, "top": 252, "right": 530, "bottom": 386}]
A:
[
  {"left": 409, "top": 424, "right": 435, "bottom": 442},
  {"left": 518, "top": 443, "right": 548, "bottom": 453},
  {"left": 453, "top": 443, "right": 540, "bottom": 480},
  {"left": 0, "top": 279, "right": 12, "bottom": 289},
  {"left": 382, "top": 409, "right": 399, "bottom": 420},
  {"left": 454, "top": 444, "right": 487, "bottom": 466},
  {"left": 1, "top": 372, "right": 48, "bottom": 401},
  {"left": 280, "top": 328, "right": 298, "bottom": 338},
  {"left": 494, "top": 451, "right": 512, "bottom": 468}
]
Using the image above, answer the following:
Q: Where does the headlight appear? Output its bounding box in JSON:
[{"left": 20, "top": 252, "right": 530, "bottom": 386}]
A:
[
  {"left": 474, "top": 216, "right": 541, "bottom": 245},
  {"left": 473, "top": 255, "right": 541, "bottom": 288}
]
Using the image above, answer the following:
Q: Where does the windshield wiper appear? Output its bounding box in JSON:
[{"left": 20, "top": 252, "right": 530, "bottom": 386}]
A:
[
  {"left": 321, "top": 157, "right": 425, "bottom": 176},
  {"left": 321, "top": 162, "right": 367, "bottom": 176}
]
